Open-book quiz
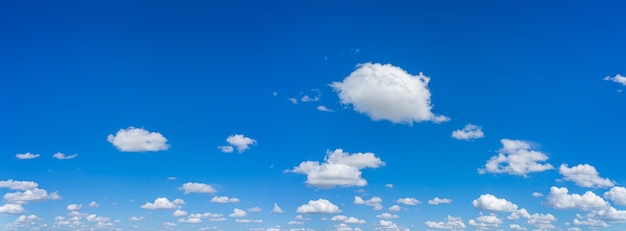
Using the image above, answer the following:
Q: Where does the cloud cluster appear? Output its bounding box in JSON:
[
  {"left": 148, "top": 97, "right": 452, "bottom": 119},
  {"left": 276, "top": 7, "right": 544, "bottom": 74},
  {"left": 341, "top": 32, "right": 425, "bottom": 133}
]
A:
[
  {"left": 15, "top": 152, "right": 40, "bottom": 160},
  {"left": 140, "top": 197, "right": 184, "bottom": 210},
  {"left": 218, "top": 134, "right": 256, "bottom": 153},
  {"left": 479, "top": 139, "right": 554, "bottom": 176},
  {"left": 603, "top": 74, "right": 626, "bottom": 86}
]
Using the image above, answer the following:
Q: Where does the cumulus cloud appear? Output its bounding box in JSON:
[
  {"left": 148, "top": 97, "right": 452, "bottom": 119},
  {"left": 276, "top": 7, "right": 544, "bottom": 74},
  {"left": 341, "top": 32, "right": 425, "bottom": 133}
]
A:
[
  {"left": 15, "top": 152, "right": 40, "bottom": 160},
  {"left": 388, "top": 205, "right": 401, "bottom": 212},
  {"left": 330, "top": 215, "right": 366, "bottom": 224},
  {"left": 287, "top": 149, "right": 385, "bottom": 188},
  {"left": 507, "top": 209, "right": 530, "bottom": 220},
  {"left": 396, "top": 197, "right": 420, "bottom": 206},
  {"left": 52, "top": 152, "right": 78, "bottom": 160},
  {"left": 107, "top": 127, "right": 169, "bottom": 152},
  {"left": 128, "top": 216, "right": 144, "bottom": 221},
  {"left": 532, "top": 192, "right": 543, "bottom": 197},
  {"left": 3, "top": 188, "right": 61, "bottom": 204},
  {"left": 479, "top": 139, "right": 554, "bottom": 176},
  {"left": 247, "top": 207, "right": 262, "bottom": 212},
  {"left": 140, "top": 197, "right": 179, "bottom": 210},
  {"left": 317, "top": 105, "right": 333, "bottom": 112},
  {"left": 377, "top": 219, "right": 408, "bottom": 231},
  {"left": 546, "top": 186, "right": 609, "bottom": 211},
  {"left": 180, "top": 182, "right": 217, "bottom": 194},
  {"left": 472, "top": 194, "right": 518, "bottom": 212},
  {"left": 271, "top": 203, "right": 284, "bottom": 214},
  {"left": 219, "top": 134, "right": 256, "bottom": 153},
  {"left": 604, "top": 186, "right": 626, "bottom": 206},
  {"left": 67, "top": 204, "right": 82, "bottom": 211},
  {"left": 330, "top": 63, "right": 449, "bottom": 125},
  {"left": 0, "top": 179, "right": 38, "bottom": 191},
  {"left": 210, "top": 196, "right": 240, "bottom": 203},
  {"left": 354, "top": 196, "right": 383, "bottom": 210},
  {"left": 0, "top": 204, "right": 24, "bottom": 214},
  {"left": 235, "top": 219, "right": 263, "bottom": 223},
  {"left": 559, "top": 164, "right": 615, "bottom": 188},
  {"left": 377, "top": 213, "right": 399, "bottom": 219},
  {"left": 604, "top": 74, "right": 626, "bottom": 86},
  {"left": 428, "top": 197, "right": 452, "bottom": 205},
  {"left": 425, "top": 215, "right": 466, "bottom": 230},
  {"left": 230, "top": 208, "right": 247, "bottom": 217},
  {"left": 173, "top": 209, "right": 188, "bottom": 217},
  {"left": 527, "top": 213, "right": 557, "bottom": 230},
  {"left": 468, "top": 214, "right": 502, "bottom": 230},
  {"left": 296, "top": 199, "right": 341, "bottom": 214},
  {"left": 451, "top": 124, "right": 484, "bottom": 140},
  {"left": 88, "top": 201, "right": 99, "bottom": 208}
]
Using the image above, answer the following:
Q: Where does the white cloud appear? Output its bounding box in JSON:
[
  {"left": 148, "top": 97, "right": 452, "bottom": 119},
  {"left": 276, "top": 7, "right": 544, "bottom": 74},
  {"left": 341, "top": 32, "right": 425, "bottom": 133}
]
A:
[
  {"left": 15, "top": 152, "right": 40, "bottom": 160},
  {"left": 128, "top": 216, "right": 144, "bottom": 221},
  {"left": 271, "top": 203, "right": 284, "bottom": 214},
  {"left": 0, "top": 204, "right": 24, "bottom": 214},
  {"left": 301, "top": 95, "right": 320, "bottom": 102},
  {"left": 330, "top": 63, "right": 449, "bottom": 125},
  {"left": 52, "top": 152, "right": 78, "bottom": 160},
  {"left": 385, "top": 184, "right": 393, "bottom": 189},
  {"left": 396, "top": 197, "right": 420, "bottom": 206},
  {"left": 230, "top": 208, "right": 247, "bottom": 217},
  {"left": 221, "top": 134, "right": 256, "bottom": 153},
  {"left": 211, "top": 196, "right": 240, "bottom": 203},
  {"left": 330, "top": 215, "right": 366, "bottom": 224},
  {"left": 388, "top": 205, "right": 401, "bottom": 212},
  {"left": 107, "top": 126, "right": 169, "bottom": 152},
  {"left": 88, "top": 201, "right": 99, "bottom": 208},
  {"left": 67, "top": 204, "right": 82, "bottom": 211},
  {"left": 377, "top": 220, "right": 408, "bottom": 231},
  {"left": 604, "top": 186, "right": 626, "bottom": 206},
  {"left": 288, "top": 98, "right": 298, "bottom": 104},
  {"left": 479, "top": 139, "right": 554, "bottom": 176},
  {"left": 317, "top": 105, "right": 333, "bottom": 112},
  {"left": 288, "top": 220, "right": 304, "bottom": 225},
  {"left": 587, "top": 206, "right": 626, "bottom": 221},
  {"left": 451, "top": 124, "right": 484, "bottom": 140},
  {"left": 294, "top": 215, "right": 310, "bottom": 220},
  {"left": 163, "top": 222, "right": 177, "bottom": 227},
  {"left": 235, "top": 219, "right": 263, "bottom": 223},
  {"left": 180, "top": 182, "right": 217, "bottom": 194},
  {"left": 173, "top": 209, "right": 188, "bottom": 217},
  {"left": 507, "top": 209, "right": 530, "bottom": 220},
  {"left": 546, "top": 186, "right": 609, "bottom": 211},
  {"left": 3, "top": 188, "right": 61, "bottom": 204},
  {"left": 287, "top": 149, "right": 385, "bottom": 188},
  {"left": 532, "top": 192, "right": 543, "bottom": 197},
  {"left": 0, "top": 179, "right": 38, "bottom": 191},
  {"left": 428, "top": 197, "right": 452, "bottom": 205},
  {"left": 377, "top": 213, "right": 399, "bottom": 219},
  {"left": 527, "top": 213, "right": 557, "bottom": 230},
  {"left": 172, "top": 198, "right": 185, "bottom": 205},
  {"left": 247, "top": 207, "right": 262, "bottom": 212},
  {"left": 353, "top": 196, "right": 383, "bottom": 210},
  {"left": 217, "top": 146, "right": 234, "bottom": 153},
  {"left": 468, "top": 214, "right": 502, "bottom": 230},
  {"left": 604, "top": 74, "right": 626, "bottom": 86},
  {"left": 472, "top": 194, "right": 518, "bottom": 212},
  {"left": 509, "top": 224, "right": 527, "bottom": 231},
  {"left": 140, "top": 197, "right": 178, "bottom": 210},
  {"left": 425, "top": 215, "right": 466, "bottom": 230},
  {"left": 559, "top": 164, "right": 615, "bottom": 188},
  {"left": 296, "top": 199, "right": 341, "bottom": 214},
  {"left": 573, "top": 218, "right": 608, "bottom": 227}
]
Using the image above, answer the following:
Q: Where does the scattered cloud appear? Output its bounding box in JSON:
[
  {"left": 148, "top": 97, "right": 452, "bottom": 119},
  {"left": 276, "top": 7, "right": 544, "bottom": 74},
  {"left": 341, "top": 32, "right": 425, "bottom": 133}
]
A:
[
  {"left": 301, "top": 95, "right": 320, "bottom": 102},
  {"left": 173, "top": 209, "right": 187, "bottom": 217},
  {"left": 271, "top": 203, "right": 284, "bottom": 214},
  {"left": 354, "top": 196, "right": 383, "bottom": 210},
  {"left": 396, "top": 197, "right": 420, "bottom": 206},
  {"left": 52, "top": 152, "right": 78, "bottom": 160},
  {"left": 247, "top": 207, "right": 262, "bottom": 212},
  {"left": 385, "top": 184, "right": 393, "bottom": 189},
  {"left": 532, "top": 192, "right": 543, "bottom": 197},
  {"left": 288, "top": 98, "right": 298, "bottom": 104},
  {"left": 330, "top": 215, "right": 366, "bottom": 224},
  {"left": 428, "top": 197, "right": 452, "bottom": 205},
  {"left": 140, "top": 197, "right": 179, "bottom": 210},
  {"left": 604, "top": 186, "right": 626, "bottom": 206},
  {"left": 67, "top": 204, "right": 82, "bottom": 211},
  {"left": 15, "top": 152, "right": 40, "bottom": 160},
  {"left": 217, "top": 145, "right": 234, "bottom": 153},
  {"left": 180, "top": 182, "right": 217, "bottom": 194},
  {"left": 296, "top": 199, "right": 341, "bottom": 214},
  {"left": 317, "top": 105, "right": 333, "bottom": 112},
  {"left": 0, "top": 179, "right": 38, "bottom": 191},
  {"left": 219, "top": 134, "right": 256, "bottom": 153},
  {"left": 479, "top": 139, "right": 554, "bottom": 176},
  {"left": 472, "top": 194, "right": 518, "bottom": 212},
  {"left": 468, "top": 214, "right": 502, "bottom": 230},
  {"left": 451, "top": 124, "right": 484, "bottom": 140},
  {"left": 128, "top": 216, "right": 144, "bottom": 221},
  {"left": 559, "top": 164, "right": 615, "bottom": 188},
  {"left": 107, "top": 127, "right": 169, "bottom": 152},
  {"left": 0, "top": 204, "right": 25, "bottom": 214},
  {"left": 388, "top": 205, "right": 401, "bottom": 212},
  {"left": 603, "top": 74, "right": 626, "bottom": 86},
  {"left": 545, "top": 186, "right": 609, "bottom": 211},
  {"left": 3, "top": 188, "right": 61, "bottom": 204},
  {"left": 88, "top": 201, "right": 99, "bottom": 208},
  {"left": 377, "top": 213, "right": 399, "bottom": 219},
  {"left": 229, "top": 208, "right": 247, "bottom": 217},
  {"left": 330, "top": 63, "right": 449, "bottom": 125},
  {"left": 210, "top": 196, "right": 240, "bottom": 203},
  {"left": 425, "top": 215, "right": 466, "bottom": 230},
  {"left": 287, "top": 149, "right": 385, "bottom": 188}
]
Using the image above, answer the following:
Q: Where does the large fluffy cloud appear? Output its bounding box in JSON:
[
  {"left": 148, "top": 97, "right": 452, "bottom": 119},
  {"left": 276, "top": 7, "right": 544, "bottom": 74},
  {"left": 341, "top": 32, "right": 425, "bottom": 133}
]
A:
[
  {"left": 451, "top": 124, "right": 484, "bottom": 140},
  {"left": 3, "top": 188, "right": 61, "bottom": 204},
  {"left": 545, "top": 186, "right": 609, "bottom": 211},
  {"left": 107, "top": 127, "right": 169, "bottom": 152},
  {"left": 180, "top": 182, "right": 217, "bottom": 194},
  {"left": 330, "top": 63, "right": 449, "bottom": 125},
  {"left": 296, "top": 199, "right": 341, "bottom": 214},
  {"left": 479, "top": 139, "right": 554, "bottom": 176},
  {"left": 472, "top": 194, "right": 518, "bottom": 212},
  {"left": 558, "top": 164, "right": 615, "bottom": 188},
  {"left": 603, "top": 74, "right": 626, "bottom": 86},
  {"left": 287, "top": 149, "right": 385, "bottom": 188},
  {"left": 0, "top": 204, "right": 24, "bottom": 214},
  {"left": 0, "top": 179, "right": 38, "bottom": 191},
  {"left": 425, "top": 216, "right": 466, "bottom": 230},
  {"left": 604, "top": 186, "right": 626, "bottom": 206}
]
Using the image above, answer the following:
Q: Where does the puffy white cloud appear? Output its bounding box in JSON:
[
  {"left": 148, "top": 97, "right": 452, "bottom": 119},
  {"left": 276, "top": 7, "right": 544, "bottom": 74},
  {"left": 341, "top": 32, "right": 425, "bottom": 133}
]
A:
[
  {"left": 128, "top": 216, "right": 144, "bottom": 221},
  {"left": 288, "top": 220, "right": 304, "bottom": 225},
  {"left": 180, "top": 182, "right": 217, "bottom": 194},
  {"left": 140, "top": 197, "right": 179, "bottom": 210},
  {"left": 479, "top": 139, "right": 554, "bottom": 176},
  {"left": 428, "top": 197, "right": 452, "bottom": 205},
  {"left": 330, "top": 63, "right": 449, "bottom": 125},
  {"left": 217, "top": 146, "right": 234, "bottom": 153},
  {"left": 317, "top": 105, "right": 333, "bottom": 112},
  {"left": 604, "top": 74, "right": 626, "bottom": 86},
  {"left": 587, "top": 206, "right": 626, "bottom": 221},
  {"left": 509, "top": 224, "right": 527, "bottom": 231},
  {"left": 377, "top": 219, "right": 408, "bottom": 231},
  {"left": 468, "top": 214, "right": 502, "bottom": 230},
  {"left": 107, "top": 127, "right": 169, "bottom": 152},
  {"left": 507, "top": 209, "right": 530, "bottom": 220},
  {"left": 377, "top": 213, "right": 399, "bottom": 219},
  {"left": 223, "top": 134, "right": 256, "bottom": 153},
  {"left": 559, "top": 164, "right": 615, "bottom": 188},
  {"left": 235, "top": 219, "right": 262, "bottom": 223},
  {"left": 354, "top": 196, "right": 383, "bottom": 210},
  {"left": 0, "top": 204, "right": 24, "bottom": 214},
  {"left": 385, "top": 184, "right": 393, "bottom": 189},
  {"left": 472, "top": 194, "right": 518, "bottom": 212},
  {"left": 230, "top": 208, "right": 247, "bottom": 217},
  {"left": 52, "top": 152, "right": 78, "bottom": 160},
  {"left": 88, "top": 201, "right": 99, "bottom": 208},
  {"left": 271, "top": 203, "right": 284, "bottom": 214},
  {"left": 287, "top": 149, "right": 385, "bottom": 188},
  {"left": 296, "top": 199, "right": 341, "bottom": 214},
  {"left": 451, "top": 124, "right": 484, "bottom": 140},
  {"left": 179, "top": 212, "right": 225, "bottom": 223},
  {"left": 3, "top": 188, "right": 61, "bottom": 204},
  {"left": 67, "top": 204, "right": 82, "bottom": 211},
  {"left": 288, "top": 98, "right": 298, "bottom": 104},
  {"left": 247, "top": 207, "right": 262, "bottom": 212},
  {"left": 173, "top": 209, "right": 188, "bottom": 217},
  {"left": 0, "top": 179, "right": 38, "bottom": 191},
  {"left": 210, "top": 196, "right": 240, "bottom": 203},
  {"left": 527, "top": 213, "right": 557, "bottom": 230},
  {"left": 388, "top": 205, "right": 401, "bottom": 212},
  {"left": 546, "top": 186, "right": 609, "bottom": 211},
  {"left": 163, "top": 222, "right": 177, "bottom": 227},
  {"left": 15, "top": 152, "right": 40, "bottom": 160},
  {"left": 532, "top": 192, "right": 543, "bottom": 197},
  {"left": 604, "top": 186, "right": 626, "bottom": 206},
  {"left": 396, "top": 197, "right": 420, "bottom": 206},
  {"left": 573, "top": 218, "right": 608, "bottom": 227},
  {"left": 424, "top": 215, "right": 465, "bottom": 231}
]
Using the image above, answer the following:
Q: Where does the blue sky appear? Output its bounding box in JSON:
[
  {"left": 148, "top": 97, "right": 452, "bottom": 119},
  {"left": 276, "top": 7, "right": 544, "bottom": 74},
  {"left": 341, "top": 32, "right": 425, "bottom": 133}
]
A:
[{"left": 1, "top": 0, "right": 626, "bottom": 230}]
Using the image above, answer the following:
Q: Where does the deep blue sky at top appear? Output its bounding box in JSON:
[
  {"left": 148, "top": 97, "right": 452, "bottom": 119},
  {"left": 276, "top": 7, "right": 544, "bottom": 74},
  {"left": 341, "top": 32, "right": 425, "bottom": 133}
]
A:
[{"left": 1, "top": 0, "right": 625, "bottom": 229}]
